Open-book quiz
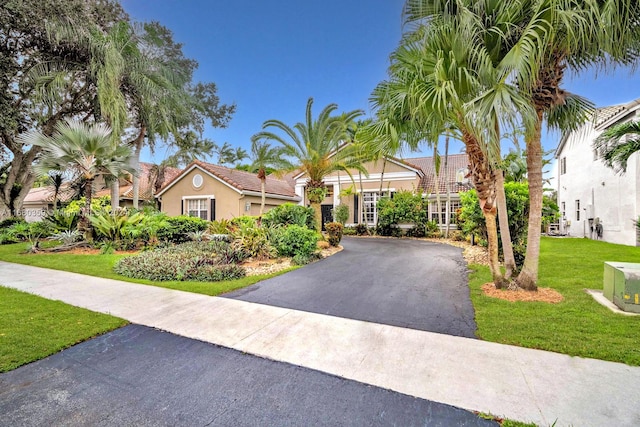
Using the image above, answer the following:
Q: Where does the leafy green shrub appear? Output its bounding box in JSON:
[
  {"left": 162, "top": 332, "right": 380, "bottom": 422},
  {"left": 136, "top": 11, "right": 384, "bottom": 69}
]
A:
[
  {"left": 230, "top": 215, "right": 258, "bottom": 229},
  {"left": 262, "top": 203, "right": 316, "bottom": 230},
  {"left": 325, "top": 222, "right": 343, "bottom": 246},
  {"left": 377, "top": 191, "right": 427, "bottom": 230},
  {"left": 292, "top": 251, "right": 323, "bottom": 265},
  {"left": 209, "top": 219, "right": 232, "bottom": 234},
  {"left": 0, "top": 217, "right": 26, "bottom": 229},
  {"left": 43, "top": 210, "right": 79, "bottom": 232},
  {"left": 125, "top": 211, "right": 170, "bottom": 246},
  {"left": 63, "top": 196, "right": 110, "bottom": 216},
  {"left": 232, "top": 223, "right": 273, "bottom": 259},
  {"left": 271, "top": 224, "right": 318, "bottom": 258},
  {"left": 332, "top": 204, "right": 349, "bottom": 225},
  {"left": 114, "top": 241, "right": 246, "bottom": 281},
  {"left": 354, "top": 223, "right": 369, "bottom": 236},
  {"left": 376, "top": 224, "right": 401, "bottom": 237},
  {"left": 343, "top": 226, "right": 356, "bottom": 236},
  {"left": 424, "top": 220, "right": 439, "bottom": 233},
  {"left": 90, "top": 208, "right": 143, "bottom": 242},
  {"left": 156, "top": 215, "right": 209, "bottom": 244},
  {"left": 406, "top": 223, "right": 426, "bottom": 238}
]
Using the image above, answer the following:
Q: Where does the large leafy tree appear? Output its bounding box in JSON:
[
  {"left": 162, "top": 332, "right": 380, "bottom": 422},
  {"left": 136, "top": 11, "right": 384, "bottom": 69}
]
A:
[
  {"left": 0, "top": 0, "right": 126, "bottom": 220},
  {"left": 252, "top": 97, "right": 365, "bottom": 228},
  {"left": 24, "top": 119, "right": 134, "bottom": 236},
  {"left": 594, "top": 120, "right": 640, "bottom": 174}
]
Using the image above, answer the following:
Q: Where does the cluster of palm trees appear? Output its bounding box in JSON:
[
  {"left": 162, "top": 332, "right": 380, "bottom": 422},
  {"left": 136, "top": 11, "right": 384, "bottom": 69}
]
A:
[{"left": 359, "top": 0, "right": 640, "bottom": 291}]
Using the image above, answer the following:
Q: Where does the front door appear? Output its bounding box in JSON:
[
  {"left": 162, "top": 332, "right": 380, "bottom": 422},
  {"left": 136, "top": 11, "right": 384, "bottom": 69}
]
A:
[{"left": 321, "top": 204, "right": 334, "bottom": 231}]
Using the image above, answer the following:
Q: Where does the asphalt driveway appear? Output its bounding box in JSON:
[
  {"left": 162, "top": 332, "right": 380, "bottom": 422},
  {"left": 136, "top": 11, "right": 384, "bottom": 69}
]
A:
[
  {"left": 0, "top": 325, "right": 495, "bottom": 427},
  {"left": 225, "top": 237, "right": 477, "bottom": 338}
]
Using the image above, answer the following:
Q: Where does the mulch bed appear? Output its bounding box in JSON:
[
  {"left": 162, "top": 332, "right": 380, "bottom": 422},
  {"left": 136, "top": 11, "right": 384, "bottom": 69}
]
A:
[{"left": 481, "top": 283, "right": 564, "bottom": 303}]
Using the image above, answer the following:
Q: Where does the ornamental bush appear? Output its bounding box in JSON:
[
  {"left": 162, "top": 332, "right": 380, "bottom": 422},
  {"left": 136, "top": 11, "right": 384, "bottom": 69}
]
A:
[
  {"left": 271, "top": 224, "right": 318, "bottom": 258},
  {"left": 262, "top": 203, "right": 316, "bottom": 230},
  {"left": 114, "top": 241, "right": 246, "bottom": 281},
  {"left": 156, "top": 215, "right": 209, "bottom": 244},
  {"left": 324, "top": 222, "right": 343, "bottom": 246},
  {"left": 376, "top": 191, "right": 427, "bottom": 236}
]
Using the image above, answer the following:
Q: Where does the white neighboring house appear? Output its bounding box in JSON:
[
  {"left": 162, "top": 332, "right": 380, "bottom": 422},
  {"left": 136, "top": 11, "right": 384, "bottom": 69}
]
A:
[{"left": 556, "top": 98, "right": 640, "bottom": 246}]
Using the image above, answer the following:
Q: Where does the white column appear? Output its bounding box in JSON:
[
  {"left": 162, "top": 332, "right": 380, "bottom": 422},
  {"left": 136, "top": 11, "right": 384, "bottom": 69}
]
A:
[
  {"left": 295, "top": 184, "right": 305, "bottom": 206},
  {"left": 333, "top": 183, "right": 340, "bottom": 206}
]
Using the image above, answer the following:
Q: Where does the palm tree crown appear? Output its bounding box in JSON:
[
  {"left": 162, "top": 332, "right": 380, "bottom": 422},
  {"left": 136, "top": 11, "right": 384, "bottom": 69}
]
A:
[
  {"left": 252, "top": 97, "right": 364, "bottom": 226},
  {"left": 24, "top": 119, "right": 134, "bottom": 235}
]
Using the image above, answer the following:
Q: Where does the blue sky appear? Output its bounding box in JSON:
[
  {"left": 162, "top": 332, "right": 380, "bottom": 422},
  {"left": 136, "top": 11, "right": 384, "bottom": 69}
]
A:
[{"left": 121, "top": 0, "right": 639, "bottom": 167}]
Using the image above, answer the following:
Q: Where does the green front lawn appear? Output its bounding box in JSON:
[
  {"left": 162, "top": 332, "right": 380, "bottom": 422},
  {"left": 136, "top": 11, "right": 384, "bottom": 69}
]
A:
[
  {"left": 0, "top": 286, "right": 126, "bottom": 373},
  {"left": 0, "top": 243, "right": 297, "bottom": 296},
  {"left": 470, "top": 237, "right": 640, "bottom": 366}
]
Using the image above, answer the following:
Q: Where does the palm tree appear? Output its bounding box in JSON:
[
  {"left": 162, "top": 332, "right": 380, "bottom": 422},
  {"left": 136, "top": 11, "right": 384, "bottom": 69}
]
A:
[
  {"left": 371, "top": 15, "right": 530, "bottom": 286},
  {"left": 594, "top": 120, "right": 640, "bottom": 174},
  {"left": 403, "top": 0, "right": 639, "bottom": 290},
  {"left": 252, "top": 97, "right": 365, "bottom": 228},
  {"left": 246, "top": 140, "right": 287, "bottom": 215},
  {"left": 213, "top": 142, "right": 235, "bottom": 165},
  {"left": 23, "top": 119, "right": 134, "bottom": 236}
]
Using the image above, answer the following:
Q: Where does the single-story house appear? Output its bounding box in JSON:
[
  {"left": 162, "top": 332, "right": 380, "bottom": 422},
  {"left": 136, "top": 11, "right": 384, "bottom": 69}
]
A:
[
  {"left": 290, "top": 153, "right": 471, "bottom": 228},
  {"left": 155, "top": 160, "right": 301, "bottom": 220},
  {"left": 555, "top": 97, "right": 640, "bottom": 246}
]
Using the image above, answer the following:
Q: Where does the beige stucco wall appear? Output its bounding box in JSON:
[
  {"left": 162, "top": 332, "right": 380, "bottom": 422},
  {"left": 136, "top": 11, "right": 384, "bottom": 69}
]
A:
[
  {"left": 159, "top": 168, "right": 243, "bottom": 220},
  {"left": 159, "top": 167, "right": 295, "bottom": 220}
]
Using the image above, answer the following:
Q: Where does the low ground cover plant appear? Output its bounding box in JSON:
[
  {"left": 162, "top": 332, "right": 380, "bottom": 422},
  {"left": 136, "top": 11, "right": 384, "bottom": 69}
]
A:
[{"left": 114, "top": 241, "right": 246, "bottom": 282}]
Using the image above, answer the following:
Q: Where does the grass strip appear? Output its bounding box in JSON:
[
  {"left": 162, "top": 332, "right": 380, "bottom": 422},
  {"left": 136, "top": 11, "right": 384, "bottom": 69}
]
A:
[
  {"left": 469, "top": 237, "right": 640, "bottom": 366},
  {"left": 0, "top": 243, "right": 298, "bottom": 296},
  {"left": 0, "top": 286, "right": 126, "bottom": 373}
]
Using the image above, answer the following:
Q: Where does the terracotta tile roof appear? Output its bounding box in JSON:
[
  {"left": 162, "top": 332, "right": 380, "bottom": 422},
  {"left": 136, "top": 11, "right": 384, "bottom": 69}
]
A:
[
  {"left": 94, "top": 162, "right": 183, "bottom": 200},
  {"left": 24, "top": 184, "right": 76, "bottom": 204},
  {"left": 404, "top": 153, "right": 471, "bottom": 194},
  {"left": 158, "top": 160, "right": 299, "bottom": 199}
]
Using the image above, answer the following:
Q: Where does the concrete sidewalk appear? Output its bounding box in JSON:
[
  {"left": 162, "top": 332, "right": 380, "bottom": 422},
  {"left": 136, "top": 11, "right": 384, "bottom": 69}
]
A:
[{"left": 2, "top": 261, "right": 639, "bottom": 427}]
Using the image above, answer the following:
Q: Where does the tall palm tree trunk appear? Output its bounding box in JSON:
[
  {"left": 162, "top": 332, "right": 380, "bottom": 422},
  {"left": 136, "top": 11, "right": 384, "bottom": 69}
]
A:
[
  {"left": 260, "top": 179, "right": 266, "bottom": 215},
  {"left": 80, "top": 178, "right": 94, "bottom": 238},
  {"left": 516, "top": 111, "right": 544, "bottom": 291},
  {"left": 131, "top": 127, "right": 145, "bottom": 209},
  {"left": 464, "top": 133, "right": 506, "bottom": 287},
  {"left": 444, "top": 134, "right": 451, "bottom": 238},
  {"left": 496, "top": 170, "right": 516, "bottom": 278},
  {"left": 376, "top": 157, "right": 387, "bottom": 230},
  {"left": 110, "top": 178, "right": 120, "bottom": 210}
]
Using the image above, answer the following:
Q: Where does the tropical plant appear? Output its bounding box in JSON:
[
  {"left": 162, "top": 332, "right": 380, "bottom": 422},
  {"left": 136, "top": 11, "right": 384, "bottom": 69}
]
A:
[
  {"left": 324, "top": 222, "right": 343, "bottom": 247},
  {"left": 332, "top": 204, "right": 349, "bottom": 225},
  {"left": 23, "top": 120, "right": 134, "bottom": 237},
  {"left": 594, "top": 120, "right": 640, "bottom": 174},
  {"left": 89, "top": 208, "right": 143, "bottom": 243},
  {"left": 231, "top": 222, "right": 274, "bottom": 260},
  {"left": 156, "top": 215, "right": 209, "bottom": 244},
  {"left": 252, "top": 97, "right": 365, "bottom": 228},
  {"left": 43, "top": 210, "right": 80, "bottom": 232},
  {"left": 246, "top": 140, "right": 287, "bottom": 214},
  {"left": 114, "top": 241, "right": 246, "bottom": 282},
  {"left": 261, "top": 203, "right": 316, "bottom": 230},
  {"left": 49, "top": 230, "right": 82, "bottom": 245}
]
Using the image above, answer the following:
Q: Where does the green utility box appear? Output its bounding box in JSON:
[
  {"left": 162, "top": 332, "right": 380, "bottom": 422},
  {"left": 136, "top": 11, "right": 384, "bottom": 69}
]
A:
[{"left": 603, "top": 262, "right": 640, "bottom": 314}]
